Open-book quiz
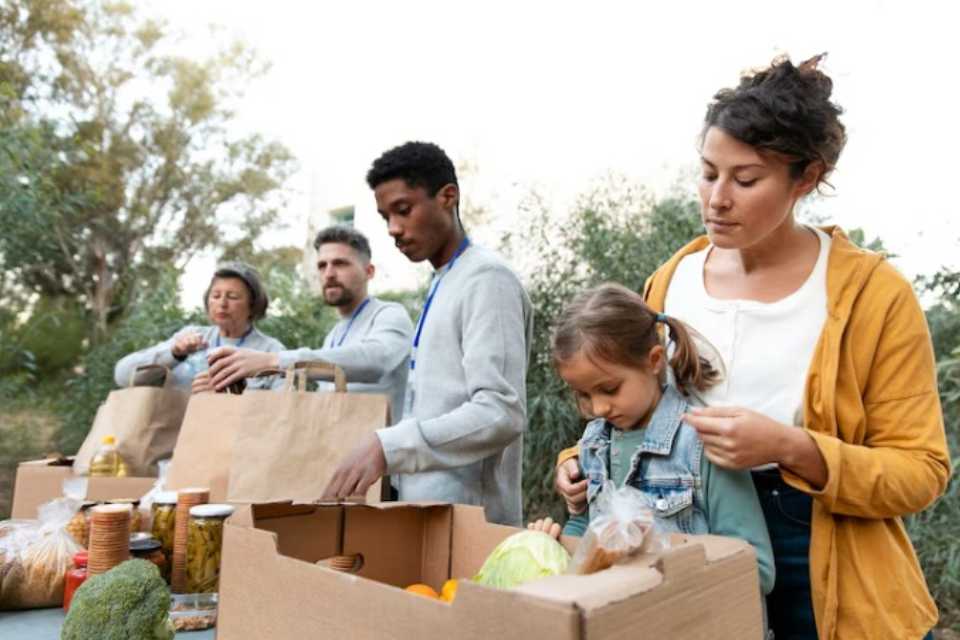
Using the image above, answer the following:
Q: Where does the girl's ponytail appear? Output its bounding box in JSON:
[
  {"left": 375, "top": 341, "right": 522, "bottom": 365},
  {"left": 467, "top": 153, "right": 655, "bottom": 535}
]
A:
[
  {"left": 658, "top": 314, "right": 722, "bottom": 393},
  {"left": 552, "top": 283, "right": 723, "bottom": 396}
]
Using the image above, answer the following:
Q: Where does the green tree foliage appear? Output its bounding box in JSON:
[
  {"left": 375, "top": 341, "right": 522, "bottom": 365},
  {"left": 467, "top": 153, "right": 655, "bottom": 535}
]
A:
[
  {"left": 12, "top": 296, "right": 88, "bottom": 372},
  {"left": 0, "top": 0, "right": 295, "bottom": 341},
  {"left": 910, "top": 264, "right": 960, "bottom": 631},
  {"left": 507, "top": 176, "right": 703, "bottom": 519},
  {"left": 248, "top": 247, "right": 337, "bottom": 353},
  {"left": 919, "top": 267, "right": 960, "bottom": 361}
]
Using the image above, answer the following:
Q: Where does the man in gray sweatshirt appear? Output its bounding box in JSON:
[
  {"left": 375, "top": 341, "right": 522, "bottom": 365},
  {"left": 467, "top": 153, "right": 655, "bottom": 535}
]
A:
[
  {"left": 323, "top": 141, "right": 533, "bottom": 526},
  {"left": 206, "top": 227, "right": 413, "bottom": 423}
]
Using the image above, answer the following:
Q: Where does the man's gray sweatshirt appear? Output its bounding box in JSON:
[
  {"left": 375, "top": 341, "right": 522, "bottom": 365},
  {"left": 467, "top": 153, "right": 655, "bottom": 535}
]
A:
[
  {"left": 276, "top": 298, "right": 413, "bottom": 423},
  {"left": 376, "top": 244, "right": 533, "bottom": 526}
]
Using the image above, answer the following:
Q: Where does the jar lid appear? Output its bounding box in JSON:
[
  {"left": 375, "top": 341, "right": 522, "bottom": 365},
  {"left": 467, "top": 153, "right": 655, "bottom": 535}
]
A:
[
  {"left": 189, "top": 504, "right": 235, "bottom": 518},
  {"left": 153, "top": 491, "right": 178, "bottom": 504},
  {"left": 129, "top": 536, "right": 162, "bottom": 553},
  {"left": 74, "top": 550, "right": 88, "bottom": 567}
]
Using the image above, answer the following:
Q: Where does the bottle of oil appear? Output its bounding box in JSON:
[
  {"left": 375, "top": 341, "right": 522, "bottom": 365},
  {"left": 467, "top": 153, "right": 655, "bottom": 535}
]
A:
[{"left": 89, "top": 435, "right": 129, "bottom": 477}]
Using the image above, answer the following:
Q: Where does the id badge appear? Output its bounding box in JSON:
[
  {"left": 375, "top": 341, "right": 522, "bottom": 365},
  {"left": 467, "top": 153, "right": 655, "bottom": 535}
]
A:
[{"left": 403, "top": 366, "right": 416, "bottom": 417}]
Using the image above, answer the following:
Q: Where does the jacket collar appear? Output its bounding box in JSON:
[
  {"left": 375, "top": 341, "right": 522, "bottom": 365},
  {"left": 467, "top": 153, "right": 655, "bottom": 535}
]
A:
[{"left": 582, "top": 385, "right": 687, "bottom": 456}]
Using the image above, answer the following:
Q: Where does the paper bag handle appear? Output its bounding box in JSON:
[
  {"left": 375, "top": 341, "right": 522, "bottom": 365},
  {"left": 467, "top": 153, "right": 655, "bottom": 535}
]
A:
[
  {"left": 292, "top": 360, "right": 347, "bottom": 393},
  {"left": 130, "top": 364, "right": 174, "bottom": 388}
]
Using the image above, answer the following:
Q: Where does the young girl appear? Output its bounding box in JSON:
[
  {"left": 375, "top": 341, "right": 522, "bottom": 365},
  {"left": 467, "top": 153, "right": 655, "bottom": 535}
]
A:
[{"left": 532, "top": 283, "right": 774, "bottom": 596}]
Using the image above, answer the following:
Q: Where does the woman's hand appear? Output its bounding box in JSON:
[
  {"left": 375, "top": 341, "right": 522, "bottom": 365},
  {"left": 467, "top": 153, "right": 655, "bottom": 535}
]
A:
[
  {"left": 191, "top": 370, "right": 215, "bottom": 395},
  {"left": 528, "top": 517, "right": 562, "bottom": 540},
  {"left": 683, "top": 406, "right": 781, "bottom": 469},
  {"left": 172, "top": 332, "right": 207, "bottom": 359},
  {"left": 683, "top": 406, "right": 827, "bottom": 488},
  {"left": 555, "top": 458, "right": 588, "bottom": 515}
]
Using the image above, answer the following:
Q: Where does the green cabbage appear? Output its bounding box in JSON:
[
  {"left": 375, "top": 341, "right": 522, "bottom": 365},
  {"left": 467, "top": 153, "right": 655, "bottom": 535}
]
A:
[{"left": 473, "top": 531, "right": 570, "bottom": 589}]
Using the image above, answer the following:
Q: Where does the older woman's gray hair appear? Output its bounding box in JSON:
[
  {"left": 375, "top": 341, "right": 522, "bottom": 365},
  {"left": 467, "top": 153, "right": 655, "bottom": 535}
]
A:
[{"left": 203, "top": 261, "right": 269, "bottom": 321}]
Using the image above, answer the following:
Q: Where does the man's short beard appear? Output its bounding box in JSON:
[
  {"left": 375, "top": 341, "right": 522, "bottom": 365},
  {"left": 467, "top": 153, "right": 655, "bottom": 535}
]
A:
[{"left": 326, "top": 288, "right": 355, "bottom": 307}]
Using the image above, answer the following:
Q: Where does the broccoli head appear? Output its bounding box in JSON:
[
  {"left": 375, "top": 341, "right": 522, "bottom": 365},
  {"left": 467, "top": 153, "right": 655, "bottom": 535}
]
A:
[{"left": 62, "top": 559, "right": 174, "bottom": 640}]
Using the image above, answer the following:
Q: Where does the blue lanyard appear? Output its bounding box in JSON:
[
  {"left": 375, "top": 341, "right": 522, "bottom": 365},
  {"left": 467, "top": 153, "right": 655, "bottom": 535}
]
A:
[
  {"left": 411, "top": 237, "right": 470, "bottom": 365},
  {"left": 333, "top": 298, "right": 371, "bottom": 347},
  {"left": 215, "top": 325, "right": 254, "bottom": 348}
]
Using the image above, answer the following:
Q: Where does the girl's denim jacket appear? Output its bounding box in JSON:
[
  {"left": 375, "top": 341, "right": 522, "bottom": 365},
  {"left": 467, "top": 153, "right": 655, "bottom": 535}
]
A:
[{"left": 580, "top": 384, "right": 709, "bottom": 534}]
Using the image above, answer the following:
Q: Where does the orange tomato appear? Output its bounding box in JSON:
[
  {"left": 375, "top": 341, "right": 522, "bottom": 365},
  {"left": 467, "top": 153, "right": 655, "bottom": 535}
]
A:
[
  {"left": 405, "top": 583, "right": 440, "bottom": 599},
  {"left": 440, "top": 578, "right": 459, "bottom": 603}
]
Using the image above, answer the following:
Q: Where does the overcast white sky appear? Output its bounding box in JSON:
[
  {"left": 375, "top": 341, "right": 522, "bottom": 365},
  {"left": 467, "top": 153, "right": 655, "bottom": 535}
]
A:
[{"left": 150, "top": 0, "right": 960, "bottom": 303}]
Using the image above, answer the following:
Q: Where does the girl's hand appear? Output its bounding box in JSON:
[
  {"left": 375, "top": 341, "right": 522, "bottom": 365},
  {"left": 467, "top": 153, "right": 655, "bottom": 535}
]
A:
[
  {"left": 683, "top": 406, "right": 783, "bottom": 469},
  {"left": 527, "top": 517, "right": 562, "bottom": 540},
  {"left": 555, "top": 458, "right": 588, "bottom": 515}
]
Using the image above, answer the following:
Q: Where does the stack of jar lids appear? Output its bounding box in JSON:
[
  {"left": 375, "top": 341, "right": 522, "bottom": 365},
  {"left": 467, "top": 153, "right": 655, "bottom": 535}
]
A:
[
  {"left": 171, "top": 488, "right": 210, "bottom": 593},
  {"left": 87, "top": 504, "right": 132, "bottom": 576}
]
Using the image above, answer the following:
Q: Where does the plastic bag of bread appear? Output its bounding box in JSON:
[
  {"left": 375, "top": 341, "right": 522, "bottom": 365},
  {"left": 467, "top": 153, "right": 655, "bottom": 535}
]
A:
[
  {"left": 0, "top": 478, "right": 85, "bottom": 609},
  {"left": 0, "top": 519, "right": 41, "bottom": 596},
  {"left": 567, "top": 481, "right": 665, "bottom": 575}
]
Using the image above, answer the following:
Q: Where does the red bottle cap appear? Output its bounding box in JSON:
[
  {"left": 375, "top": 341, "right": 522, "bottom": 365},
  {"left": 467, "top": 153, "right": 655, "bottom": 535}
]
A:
[{"left": 73, "top": 550, "right": 88, "bottom": 567}]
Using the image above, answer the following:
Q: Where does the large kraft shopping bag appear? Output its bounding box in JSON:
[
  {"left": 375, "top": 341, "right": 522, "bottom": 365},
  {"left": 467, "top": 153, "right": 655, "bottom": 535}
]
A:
[
  {"left": 226, "top": 361, "right": 390, "bottom": 504},
  {"left": 73, "top": 365, "right": 189, "bottom": 476},
  {"left": 163, "top": 390, "right": 255, "bottom": 502},
  {"left": 166, "top": 362, "right": 389, "bottom": 504}
]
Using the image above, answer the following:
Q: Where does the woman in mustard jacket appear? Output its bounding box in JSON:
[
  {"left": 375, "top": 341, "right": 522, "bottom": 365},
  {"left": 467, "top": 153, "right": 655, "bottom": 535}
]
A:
[{"left": 554, "top": 55, "right": 950, "bottom": 639}]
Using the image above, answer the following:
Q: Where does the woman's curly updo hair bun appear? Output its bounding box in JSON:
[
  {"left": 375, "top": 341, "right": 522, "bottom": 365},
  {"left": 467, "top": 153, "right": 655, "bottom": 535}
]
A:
[{"left": 703, "top": 53, "right": 847, "bottom": 191}]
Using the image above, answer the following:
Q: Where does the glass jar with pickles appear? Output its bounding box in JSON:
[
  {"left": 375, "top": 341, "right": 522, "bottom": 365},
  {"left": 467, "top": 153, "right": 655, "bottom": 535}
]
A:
[
  {"left": 185, "top": 504, "right": 234, "bottom": 593},
  {"left": 150, "top": 491, "right": 177, "bottom": 582}
]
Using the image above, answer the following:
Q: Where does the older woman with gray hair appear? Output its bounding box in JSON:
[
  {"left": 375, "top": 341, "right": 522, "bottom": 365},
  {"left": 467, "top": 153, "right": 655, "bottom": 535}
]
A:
[{"left": 114, "top": 262, "right": 284, "bottom": 392}]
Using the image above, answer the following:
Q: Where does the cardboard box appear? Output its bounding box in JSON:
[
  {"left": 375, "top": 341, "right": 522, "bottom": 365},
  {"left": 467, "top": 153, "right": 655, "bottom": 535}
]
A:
[
  {"left": 10, "top": 458, "right": 155, "bottom": 519},
  {"left": 218, "top": 502, "right": 764, "bottom": 639}
]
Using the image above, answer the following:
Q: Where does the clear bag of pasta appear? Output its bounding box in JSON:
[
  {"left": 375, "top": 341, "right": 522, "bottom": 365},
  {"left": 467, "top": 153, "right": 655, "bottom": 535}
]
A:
[{"left": 0, "top": 478, "right": 86, "bottom": 609}]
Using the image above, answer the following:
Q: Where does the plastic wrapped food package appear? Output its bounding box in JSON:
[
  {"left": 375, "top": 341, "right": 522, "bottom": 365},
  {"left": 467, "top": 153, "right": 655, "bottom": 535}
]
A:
[
  {"left": 568, "top": 481, "right": 668, "bottom": 575},
  {"left": 170, "top": 592, "right": 218, "bottom": 631},
  {"left": 0, "top": 478, "right": 87, "bottom": 609}
]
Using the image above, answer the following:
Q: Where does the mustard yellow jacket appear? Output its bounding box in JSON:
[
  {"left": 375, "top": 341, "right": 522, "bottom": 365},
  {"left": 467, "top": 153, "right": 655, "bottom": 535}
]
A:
[{"left": 558, "top": 227, "right": 951, "bottom": 639}]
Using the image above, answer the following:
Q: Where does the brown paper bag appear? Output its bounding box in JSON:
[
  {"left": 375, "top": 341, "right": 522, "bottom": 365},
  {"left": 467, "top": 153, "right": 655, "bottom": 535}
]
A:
[
  {"left": 167, "top": 362, "right": 389, "bottom": 504},
  {"left": 74, "top": 365, "right": 189, "bottom": 477}
]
